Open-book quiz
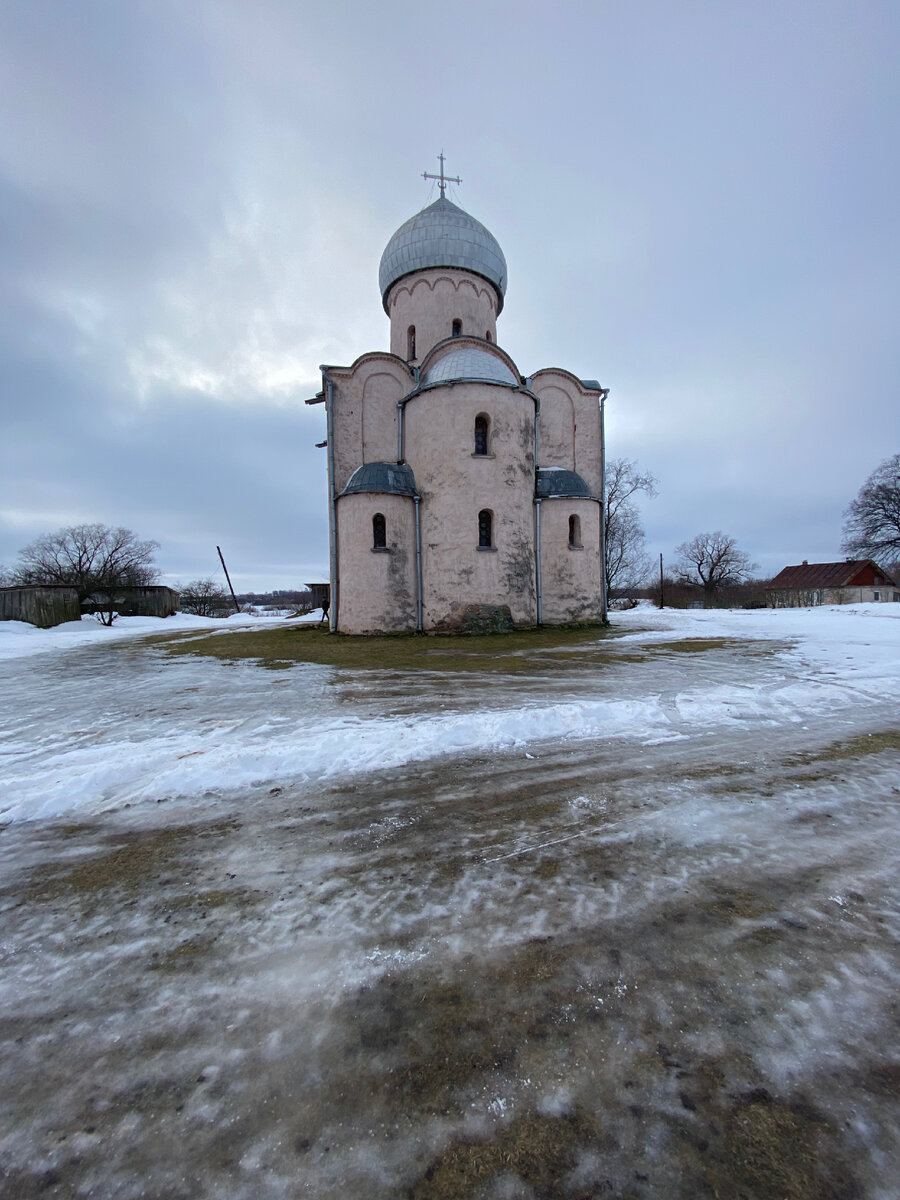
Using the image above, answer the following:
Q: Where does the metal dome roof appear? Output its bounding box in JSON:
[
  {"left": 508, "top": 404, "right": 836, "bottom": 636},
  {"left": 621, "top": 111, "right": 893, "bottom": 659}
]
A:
[
  {"left": 420, "top": 347, "right": 518, "bottom": 388},
  {"left": 536, "top": 467, "right": 593, "bottom": 499},
  {"left": 340, "top": 462, "right": 417, "bottom": 497},
  {"left": 379, "top": 197, "right": 507, "bottom": 314}
]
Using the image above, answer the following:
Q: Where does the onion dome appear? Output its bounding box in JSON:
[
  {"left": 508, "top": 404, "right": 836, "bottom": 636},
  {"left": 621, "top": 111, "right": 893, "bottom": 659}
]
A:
[
  {"left": 420, "top": 347, "right": 518, "bottom": 388},
  {"left": 379, "top": 197, "right": 508, "bottom": 314},
  {"left": 536, "top": 467, "right": 593, "bottom": 499},
  {"left": 340, "top": 462, "right": 417, "bottom": 497}
]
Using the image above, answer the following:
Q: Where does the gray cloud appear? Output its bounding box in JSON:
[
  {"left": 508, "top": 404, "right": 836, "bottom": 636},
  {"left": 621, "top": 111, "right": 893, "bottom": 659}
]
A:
[{"left": 2, "top": 0, "right": 898, "bottom": 589}]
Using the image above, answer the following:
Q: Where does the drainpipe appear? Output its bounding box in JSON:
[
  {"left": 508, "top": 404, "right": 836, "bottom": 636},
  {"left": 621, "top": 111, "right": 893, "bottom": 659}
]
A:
[
  {"left": 397, "top": 368, "right": 418, "bottom": 463},
  {"left": 323, "top": 372, "right": 339, "bottom": 632},
  {"left": 531, "top": 389, "right": 542, "bottom": 626},
  {"left": 599, "top": 388, "right": 609, "bottom": 624},
  {"left": 414, "top": 494, "right": 423, "bottom": 632},
  {"left": 535, "top": 497, "right": 543, "bottom": 627}
]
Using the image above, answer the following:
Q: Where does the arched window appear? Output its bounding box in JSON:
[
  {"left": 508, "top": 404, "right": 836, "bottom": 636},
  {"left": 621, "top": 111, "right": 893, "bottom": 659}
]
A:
[
  {"left": 485, "top": 330, "right": 492, "bottom": 342},
  {"left": 373, "top": 513, "right": 386, "bottom": 550},
  {"left": 452, "top": 318, "right": 462, "bottom": 337},
  {"left": 478, "top": 509, "right": 493, "bottom": 548},
  {"left": 474, "top": 414, "right": 490, "bottom": 456},
  {"left": 568, "top": 514, "right": 582, "bottom": 548},
  {"left": 407, "top": 326, "right": 416, "bottom": 360}
]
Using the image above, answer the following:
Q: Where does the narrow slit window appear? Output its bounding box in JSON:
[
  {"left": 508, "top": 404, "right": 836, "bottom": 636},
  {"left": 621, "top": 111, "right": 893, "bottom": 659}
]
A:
[
  {"left": 373, "top": 513, "right": 386, "bottom": 549},
  {"left": 474, "top": 414, "right": 489, "bottom": 456},
  {"left": 478, "top": 509, "right": 493, "bottom": 548},
  {"left": 485, "top": 330, "right": 492, "bottom": 342},
  {"left": 407, "top": 325, "right": 416, "bottom": 360},
  {"left": 452, "top": 318, "right": 462, "bottom": 337},
  {"left": 568, "top": 514, "right": 582, "bottom": 548}
]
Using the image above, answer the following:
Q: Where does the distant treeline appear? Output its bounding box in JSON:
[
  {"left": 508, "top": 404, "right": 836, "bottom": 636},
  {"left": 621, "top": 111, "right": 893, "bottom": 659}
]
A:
[{"left": 235, "top": 589, "right": 314, "bottom": 608}]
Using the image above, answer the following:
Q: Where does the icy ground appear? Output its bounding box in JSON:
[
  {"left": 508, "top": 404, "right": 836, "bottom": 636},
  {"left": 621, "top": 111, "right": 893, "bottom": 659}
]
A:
[{"left": 1, "top": 604, "right": 899, "bottom": 1198}]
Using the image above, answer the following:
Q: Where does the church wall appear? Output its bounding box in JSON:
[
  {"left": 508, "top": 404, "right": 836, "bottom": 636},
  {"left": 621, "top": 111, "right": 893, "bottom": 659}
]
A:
[
  {"left": 538, "top": 499, "right": 603, "bottom": 624},
  {"left": 388, "top": 269, "right": 498, "bottom": 363},
  {"left": 404, "top": 382, "right": 537, "bottom": 628},
  {"left": 335, "top": 493, "right": 418, "bottom": 633},
  {"left": 531, "top": 372, "right": 604, "bottom": 497},
  {"left": 534, "top": 384, "right": 575, "bottom": 471},
  {"left": 328, "top": 356, "right": 411, "bottom": 494},
  {"left": 361, "top": 372, "right": 403, "bottom": 463}
]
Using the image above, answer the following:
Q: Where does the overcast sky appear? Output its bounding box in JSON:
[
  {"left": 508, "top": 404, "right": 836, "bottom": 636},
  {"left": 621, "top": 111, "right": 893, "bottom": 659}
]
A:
[{"left": 1, "top": 0, "right": 898, "bottom": 591}]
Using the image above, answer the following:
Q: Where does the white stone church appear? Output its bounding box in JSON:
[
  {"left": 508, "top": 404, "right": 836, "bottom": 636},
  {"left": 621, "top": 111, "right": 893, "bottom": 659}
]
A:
[{"left": 307, "top": 171, "right": 608, "bottom": 634}]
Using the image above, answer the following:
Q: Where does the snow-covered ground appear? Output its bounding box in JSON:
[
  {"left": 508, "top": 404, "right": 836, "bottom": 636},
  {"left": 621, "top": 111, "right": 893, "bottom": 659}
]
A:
[
  {"left": 1, "top": 604, "right": 899, "bottom": 1198},
  {"left": 0, "top": 603, "right": 897, "bottom": 824}
]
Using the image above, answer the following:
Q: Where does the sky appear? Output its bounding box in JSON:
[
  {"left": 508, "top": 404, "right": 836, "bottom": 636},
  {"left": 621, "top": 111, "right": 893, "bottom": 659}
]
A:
[{"left": 1, "top": 0, "right": 897, "bottom": 591}]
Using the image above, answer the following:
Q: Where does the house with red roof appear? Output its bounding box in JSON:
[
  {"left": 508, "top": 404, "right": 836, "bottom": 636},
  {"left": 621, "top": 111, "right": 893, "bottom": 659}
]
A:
[{"left": 766, "top": 560, "right": 899, "bottom": 607}]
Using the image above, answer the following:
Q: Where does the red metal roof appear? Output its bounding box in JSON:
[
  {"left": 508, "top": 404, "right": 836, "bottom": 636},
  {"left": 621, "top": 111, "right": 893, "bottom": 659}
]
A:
[{"left": 768, "top": 560, "right": 897, "bottom": 589}]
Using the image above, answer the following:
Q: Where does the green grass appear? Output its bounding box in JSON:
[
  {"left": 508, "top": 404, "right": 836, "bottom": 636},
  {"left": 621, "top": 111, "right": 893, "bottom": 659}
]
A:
[{"left": 149, "top": 622, "right": 636, "bottom": 675}]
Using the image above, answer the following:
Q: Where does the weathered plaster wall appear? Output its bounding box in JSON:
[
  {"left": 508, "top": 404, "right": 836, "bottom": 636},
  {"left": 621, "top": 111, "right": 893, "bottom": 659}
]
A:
[
  {"left": 335, "top": 493, "right": 417, "bottom": 633},
  {"left": 328, "top": 356, "right": 411, "bottom": 494},
  {"left": 531, "top": 371, "right": 603, "bottom": 496},
  {"left": 538, "top": 499, "right": 603, "bottom": 624},
  {"left": 404, "top": 382, "right": 537, "bottom": 628},
  {"left": 388, "top": 269, "right": 498, "bottom": 363}
]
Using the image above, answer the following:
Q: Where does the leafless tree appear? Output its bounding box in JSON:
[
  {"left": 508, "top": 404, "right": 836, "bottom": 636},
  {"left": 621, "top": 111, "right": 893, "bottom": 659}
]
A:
[
  {"left": 841, "top": 453, "right": 900, "bottom": 564},
  {"left": 11, "top": 524, "right": 159, "bottom": 624},
  {"left": 178, "top": 578, "right": 232, "bottom": 618},
  {"left": 604, "top": 458, "right": 658, "bottom": 595},
  {"left": 674, "top": 531, "right": 757, "bottom": 601}
]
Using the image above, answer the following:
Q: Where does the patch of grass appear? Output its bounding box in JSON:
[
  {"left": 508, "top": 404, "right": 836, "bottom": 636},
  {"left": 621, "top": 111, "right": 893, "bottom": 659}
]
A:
[
  {"left": 150, "top": 624, "right": 628, "bottom": 675},
  {"left": 720, "top": 1090, "right": 822, "bottom": 1200},
  {"left": 149, "top": 934, "right": 217, "bottom": 971},
  {"left": 410, "top": 1110, "right": 601, "bottom": 1199},
  {"left": 24, "top": 819, "right": 238, "bottom": 903},
  {"left": 811, "top": 729, "right": 900, "bottom": 762},
  {"left": 154, "top": 887, "right": 259, "bottom": 915}
]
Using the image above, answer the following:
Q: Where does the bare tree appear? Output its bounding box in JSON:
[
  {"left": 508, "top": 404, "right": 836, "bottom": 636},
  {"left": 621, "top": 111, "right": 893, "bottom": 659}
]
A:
[
  {"left": 178, "top": 578, "right": 232, "bottom": 617},
  {"left": 12, "top": 524, "right": 159, "bottom": 624},
  {"left": 674, "top": 531, "right": 756, "bottom": 602},
  {"left": 604, "top": 458, "right": 658, "bottom": 595},
  {"left": 841, "top": 453, "right": 900, "bottom": 564}
]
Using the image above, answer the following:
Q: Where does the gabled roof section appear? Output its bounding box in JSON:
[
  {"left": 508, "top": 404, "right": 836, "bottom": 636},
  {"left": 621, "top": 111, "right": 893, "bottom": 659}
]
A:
[{"left": 768, "top": 560, "right": 896, "bottom": 589}]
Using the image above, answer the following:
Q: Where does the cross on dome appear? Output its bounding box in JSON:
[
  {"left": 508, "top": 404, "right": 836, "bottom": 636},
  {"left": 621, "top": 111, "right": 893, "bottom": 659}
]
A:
[{"left": 422, "top": 152, "right": 461, "bottom": 198}]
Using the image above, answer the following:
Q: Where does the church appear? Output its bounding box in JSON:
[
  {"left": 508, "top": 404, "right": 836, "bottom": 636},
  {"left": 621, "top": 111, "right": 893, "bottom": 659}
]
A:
[{"left": 307, "top": 163, "right": 608, "bottom": 634}]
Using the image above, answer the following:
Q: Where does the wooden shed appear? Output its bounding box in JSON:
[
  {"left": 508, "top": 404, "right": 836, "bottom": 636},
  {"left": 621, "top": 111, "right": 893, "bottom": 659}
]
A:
[
  {"left": 81, "top": 586, "right": 180, "bottom": 618},
  {"left": 0, "top": 586, "right": 82, "bottom": 628}
]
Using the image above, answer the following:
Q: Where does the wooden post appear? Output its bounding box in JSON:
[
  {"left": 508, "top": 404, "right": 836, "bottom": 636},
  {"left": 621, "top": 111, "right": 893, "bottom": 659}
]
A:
[
  {"left": 659, "top": 552, "right": 665, "bottom": 609},
  {"left": 217, "top": 546, "right": 241, "bottom": 613}
]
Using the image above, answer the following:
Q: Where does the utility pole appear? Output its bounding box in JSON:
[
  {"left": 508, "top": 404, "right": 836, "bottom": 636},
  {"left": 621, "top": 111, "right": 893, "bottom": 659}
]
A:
[
  {"left": 659, "top": 552, "right": 665, "bottom": 609},
  {"left": 217, "top": 545, "right": 241, "bottom": 613}
]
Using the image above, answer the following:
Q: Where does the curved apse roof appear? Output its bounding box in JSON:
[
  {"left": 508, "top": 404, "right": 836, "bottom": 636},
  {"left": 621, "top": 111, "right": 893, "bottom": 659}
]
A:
[
  {"left": 420, "top": 347, "right": 518, "bottom": 388},
  {"left": 536, "top": 468, "right": 593, "bottom": 499},
  {"left": 379, "top": 197, "right": 508, "bottom": 314},
  {"left": 340, "top": 462, "right": 417, "bottom": 497}
]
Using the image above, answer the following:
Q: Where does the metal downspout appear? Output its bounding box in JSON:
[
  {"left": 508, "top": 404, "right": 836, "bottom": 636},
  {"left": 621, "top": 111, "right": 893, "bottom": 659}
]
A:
[
  {"left": 535, "top": 498, "right": 543, "bottom": 627},
  {"left": 414, "top": 494, "right": 423, "bottom": 632},
  {"left": 397, "top": 400, "right": 404, "bottom": 462},
  {"left": 599, "top": 388, "right": 609, "bottom": 624},
  {"left": 324, "top": 373, "right": 338, "bottom": 632},
  {"left": 533, "top": 392, "right": 542, "bottom": 626}
]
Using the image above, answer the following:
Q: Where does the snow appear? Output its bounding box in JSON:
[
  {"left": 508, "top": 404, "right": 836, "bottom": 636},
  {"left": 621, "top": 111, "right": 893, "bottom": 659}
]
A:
[
  {"left": 1, "top": 603, "right": 898, "bottom": 824},
  {"left": 2, "top": 603, "right": 899, "bottom": 1195}
]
